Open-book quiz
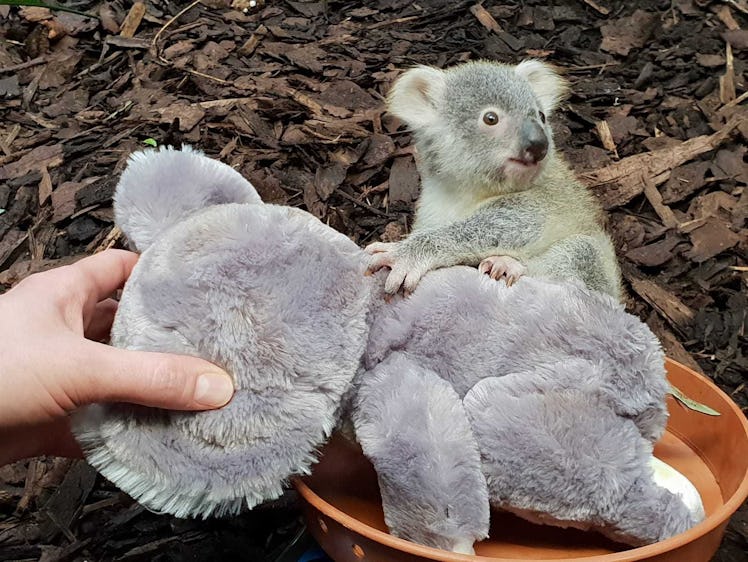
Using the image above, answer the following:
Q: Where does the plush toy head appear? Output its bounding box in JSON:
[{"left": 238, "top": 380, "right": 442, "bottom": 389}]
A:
[{"left": 73, "top": 147, "right": 374, "bottom": 517}]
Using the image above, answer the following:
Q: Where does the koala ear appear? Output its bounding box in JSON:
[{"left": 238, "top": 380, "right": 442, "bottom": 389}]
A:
[
  {"left": 387, "top": 65, "right": 446, "bottom": 129},
  {"left": 514, "top": 60, "right": 569, "bottom": 114},
  {"left": 115, "top": 146, "right": 262, "bottom": 253}
]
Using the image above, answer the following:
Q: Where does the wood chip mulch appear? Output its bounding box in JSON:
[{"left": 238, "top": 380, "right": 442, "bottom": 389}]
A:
[{"left": 0, "top": 1, "right": 746, "bottom": 560}]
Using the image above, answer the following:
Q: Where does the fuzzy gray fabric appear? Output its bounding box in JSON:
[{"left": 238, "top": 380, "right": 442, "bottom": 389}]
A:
[
  {"left": 74, "top": 147, "right": 701, "bottom": 550},
  {"left": 74, "top": 147, "right": 374, "bottom": 517}
]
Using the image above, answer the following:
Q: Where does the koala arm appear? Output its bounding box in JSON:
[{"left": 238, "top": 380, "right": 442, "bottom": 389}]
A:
[
  {"left": 524, "top": 233, "right": 622, "bottom": 300},
  {"left": 367, "top": 200, "right": 541, "bottom": 293}
]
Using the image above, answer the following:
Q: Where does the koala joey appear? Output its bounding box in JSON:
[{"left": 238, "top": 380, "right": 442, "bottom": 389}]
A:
[{"left": 367, "top": 60, "right": 622, "bottom": 300}]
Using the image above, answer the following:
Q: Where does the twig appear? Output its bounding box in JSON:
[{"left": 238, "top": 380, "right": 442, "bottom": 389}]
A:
[
  {"left": 0, "top": 0, "right": 96, "bottom": 18},
  {"left": 470, "top": 3, "right": 503, "bottom": 34},
  {"left": 336, "top": 190, "right": 393, "bottom": 218},
  {"left": 641, "top": 174, "right": 679, "bottom": 229},
  {"left": 720, "top": 89, "right": 748, "bottom": 110},
  {"left": 725, "top": 0, "right": 748, "bottom": 15},
  {"left": 151, "top": 0, "right": 202, "bottom": 49},
  {"left": 0, "top": 56, "right": 48, "bottom": 74},
  {"left": 150, "top": 1, "right": 229, "bottom": 84},
  {"left": 580, "top": 0, "right": 610, "bottom": 15},
  {"left": 93, "top": 226, "right": 124, "bottom": 253},
  {"left": 567, "top": 62, "right": 619, "bottom": 72},
  {"left": 366, "top": 15, "right": 421, "bottom": 30}
]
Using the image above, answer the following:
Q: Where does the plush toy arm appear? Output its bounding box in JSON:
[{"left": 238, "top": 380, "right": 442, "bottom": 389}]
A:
[
  {"left": 464, "top": 376, "right": 701, "bottom": 546},
  {"left": 353, "top": 353, "right": 489, "bottom": 554}
]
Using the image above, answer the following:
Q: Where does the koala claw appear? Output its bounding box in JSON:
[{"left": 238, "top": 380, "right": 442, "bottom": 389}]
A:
[
  {"left": 365, "top": 241, "right": 398, "bottom": 255},
  {"left": 384, "top": 265, "right": 427, "bottom": 295},
  {"left": 365, "top": 245, "right": 428, "bottom": 295},
  {"left": 479, "top": 255, "right": 527, "bottom": 287}
]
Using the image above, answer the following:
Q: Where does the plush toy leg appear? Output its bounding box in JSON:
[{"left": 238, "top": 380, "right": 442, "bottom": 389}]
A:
[
  {"left": 472, "top": 357, "right": 670, "bottom": 445},
  {"left": 353, "top": 353, "right": 490, "bottom": 554},
  {"left": 464, "top": 375, "right": 701, "bottom": 546},
  {"left": 650, "top": 456, "right": 705, "bottom": 522}
]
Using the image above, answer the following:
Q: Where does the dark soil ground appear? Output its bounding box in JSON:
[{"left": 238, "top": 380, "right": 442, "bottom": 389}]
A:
[{"left": 0, "top": 1, "right": 746, "bottom": 561}]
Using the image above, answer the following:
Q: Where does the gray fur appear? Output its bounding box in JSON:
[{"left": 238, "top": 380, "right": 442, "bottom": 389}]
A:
[
  {"left": 75, "top": 147, "right": 374, "bottom": 518},
  {"left": 354, "top": 353, "right": 489, "bottom": 553},
  {"left": 375, "top": 60, "right": 621, "bottom": 298},
  {"left": 463, "top": 380, "right": 697, "bottom": 545},
  {"left": 74, "top": 148, "right": 700, "bottom": 552},
  {"left": 115, "top": 146, "right": 262, "bottom": 252}
]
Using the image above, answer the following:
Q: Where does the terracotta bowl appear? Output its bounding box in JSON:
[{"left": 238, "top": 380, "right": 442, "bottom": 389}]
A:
[{"left": 295, "top": 359, "right": 748, "bottom": 562}]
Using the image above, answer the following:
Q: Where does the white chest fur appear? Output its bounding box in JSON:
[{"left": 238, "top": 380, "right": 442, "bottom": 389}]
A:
[{"left": 413, "top": 176, "right": 488, "bottom": 231}]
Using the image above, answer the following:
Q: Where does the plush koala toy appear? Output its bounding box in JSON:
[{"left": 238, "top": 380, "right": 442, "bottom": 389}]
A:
[{"left": 73, "top": 147, "right": 703, "bottom": 555}]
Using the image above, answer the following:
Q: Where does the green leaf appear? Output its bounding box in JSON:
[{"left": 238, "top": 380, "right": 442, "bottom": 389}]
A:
[
  {"left": 669, "top": 384, "right": 720, "bottom": 416},
  {"left": 142, "top": 138, "right": 158, "bottom": 147},
  {"left": 0, "top": 0, "right": 96, "bottom": 18}
]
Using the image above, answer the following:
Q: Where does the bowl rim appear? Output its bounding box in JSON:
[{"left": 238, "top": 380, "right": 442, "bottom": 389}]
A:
[{"left": 295, "top": 358, "right": 748, "bottom": 562}]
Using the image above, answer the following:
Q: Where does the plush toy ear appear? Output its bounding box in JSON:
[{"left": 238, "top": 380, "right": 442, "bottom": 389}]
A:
[
  {"left": 514, "top": 60, "right": 569, "bottom": 114},
  {"left": 115, "top": 146, "right": 262, "bottom": 253},
  {"left": 387, "top": 65, "right": 447, "bottom": 129}
]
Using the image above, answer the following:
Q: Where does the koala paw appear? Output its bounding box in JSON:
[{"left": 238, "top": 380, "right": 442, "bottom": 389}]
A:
[
  {"left": 365, "top": 241, "right": 430, "bottom": 295},
  {"left": 478, "top": 255, "right": 526, "bottom": 287}
]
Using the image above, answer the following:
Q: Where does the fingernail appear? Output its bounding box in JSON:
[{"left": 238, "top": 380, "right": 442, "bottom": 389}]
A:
[{"left": 195, "top": 373, "right": 234, "bottom": 407}]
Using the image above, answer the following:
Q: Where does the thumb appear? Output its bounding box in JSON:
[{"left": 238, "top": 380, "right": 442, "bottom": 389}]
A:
[{"left": 70, "top": 341, "right": 235, "bottom": 410}]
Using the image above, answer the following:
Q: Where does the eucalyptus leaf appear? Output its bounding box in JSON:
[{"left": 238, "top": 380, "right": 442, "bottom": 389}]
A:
[
  {"left": 669, "top": 384, "right": 721, "bottom": 416},
  {"left": 143, "top": 138, "right": 158, "bottom": 147}
]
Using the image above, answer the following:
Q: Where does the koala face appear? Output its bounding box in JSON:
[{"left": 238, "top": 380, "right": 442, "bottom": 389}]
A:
[{"left": 387, "top": 60, "right": 568, "bottom": 192}]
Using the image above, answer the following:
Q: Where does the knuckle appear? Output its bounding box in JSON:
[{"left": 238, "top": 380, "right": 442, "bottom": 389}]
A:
[{"left": 148, "top": 358, "right": 191, "bottom": 398}]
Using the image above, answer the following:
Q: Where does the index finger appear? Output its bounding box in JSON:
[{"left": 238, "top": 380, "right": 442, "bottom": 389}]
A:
[{"left": 65, "top": 249, "right": 139, "bottom": 304}]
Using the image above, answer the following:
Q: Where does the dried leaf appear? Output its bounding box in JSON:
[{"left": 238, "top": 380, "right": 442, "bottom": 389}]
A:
[
  {"left": 696, "top": 53, "right": 726, "bottom": 67},
  {"left": 660, "top": 161, "right": 711, "bottom": 204},
  {"left": 51, "top": 177, "right": 99, "bottom": 223},
  {"left": 685, "top": 217, "right": 741, "bottom": 262},
  {"left": 317, "top": 80, "right": 379, "bottom": 111},
  {"left": 314, "top": 163, "right": 347, "bottom": 201},
  {"left": 157, "top": 102, "right": 206, "bottom": 131},
  {"left": 38, "top": 165, "right": 52, "bottom": 205},
  {"left": 470, "top": 3, "right": 503, "bottom": 34},
  {"left": 0, "top": 144, "right": 63, "bottom": 181},
  {"left": 98, "top": 2, "right": 120, "bottom": 34},
  {"left": 362, "top": 134, "right": 395, "bottom": 168},
  {"left": 388, "top": 156, "right": 420, "bottom": 205},
  {"left": 600, "top": 10, "right": 658, "bottom": 56},
  {"left": 625, "top": 235, "right": 681, "bottom": 267},
  {"left": 595, "top": 121, "right": 618, "bottom": 155}
]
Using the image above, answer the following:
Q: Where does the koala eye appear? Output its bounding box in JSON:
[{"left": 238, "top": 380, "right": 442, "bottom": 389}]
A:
[
  {"left": 538, "top": 111, "right": 547, "bottom": 124},
  {"left": 482, "top": 111, "right": 499, "bottom": 126}
]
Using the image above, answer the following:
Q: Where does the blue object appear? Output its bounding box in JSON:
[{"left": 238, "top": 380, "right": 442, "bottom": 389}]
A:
[{"left": 298, "top": 547, "right": 333, "bottom": 562}]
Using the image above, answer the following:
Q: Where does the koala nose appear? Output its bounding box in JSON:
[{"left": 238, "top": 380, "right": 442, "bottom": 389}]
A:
[{"left": 520, "top": 120, "right": 548, "bottom": 164}]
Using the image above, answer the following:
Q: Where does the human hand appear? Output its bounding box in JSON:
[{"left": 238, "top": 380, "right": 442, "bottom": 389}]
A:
[{"left": 0, "top": 250, "right": 235, "bottom": 465}]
